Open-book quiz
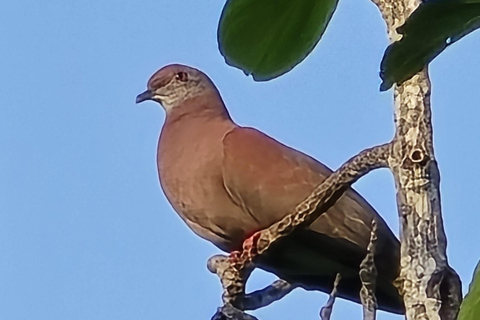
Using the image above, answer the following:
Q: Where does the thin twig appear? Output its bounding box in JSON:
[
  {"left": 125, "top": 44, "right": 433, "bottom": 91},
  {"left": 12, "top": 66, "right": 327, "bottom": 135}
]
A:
[
  {"left": 319, "top": 273, "right": 342, "bottom": 320},
  {"left": 211, "top": 304, "right": 259, "bottom": 320},
  {"left": 359, "top": 220, "right": 378, "bottom": 320},
  {"left": 207, "top": 255, "right": 295, "bottom": 311},
  {"left": 207, "top": 254, "right": 254, "bottom": 308},
  {"left": 243, "top": 280, "right": 296, "bottom": 310}
]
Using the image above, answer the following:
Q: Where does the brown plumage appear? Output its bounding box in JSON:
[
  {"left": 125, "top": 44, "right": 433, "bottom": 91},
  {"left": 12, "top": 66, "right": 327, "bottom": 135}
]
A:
[{"left": 136, "top": 64, "right": 403, "bottom": 314}]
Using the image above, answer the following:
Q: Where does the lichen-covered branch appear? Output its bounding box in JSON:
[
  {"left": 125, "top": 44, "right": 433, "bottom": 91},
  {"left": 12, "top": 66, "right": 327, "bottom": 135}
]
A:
[
  {"left": 211, "top": 303, "right": 259, "bottom": 320},
  {"left": 207, "top": 254, "right": 295, "bottom": 310},
  {"left": 369, "top": 0, "right": 463, "bottom": 318},
  {"left": 320, "top": 273, "right": 341, "bottom": 320},
  {"left": 214, "top": 143, "right": 391, "bottom": 307},
  {"left": 207, "top": 254, "right": 254, "bottom": 308},
  {"left": 360, "top": 220, "right": 378, "bottom": 320},
  {"left": 242, "top": 280, "right": 295, "bottom": 310},
  {"left": 388, "top": 73, "right": 462, "bottom": 320}
]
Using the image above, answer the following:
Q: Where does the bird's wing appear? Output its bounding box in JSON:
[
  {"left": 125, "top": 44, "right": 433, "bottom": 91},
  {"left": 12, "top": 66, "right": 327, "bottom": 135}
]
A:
[
  {"left": 221, "top": 126, "right": 332, "bottom": 231},
  {"left": 221, "top": 126, "right": 397, "bottom": 250}
]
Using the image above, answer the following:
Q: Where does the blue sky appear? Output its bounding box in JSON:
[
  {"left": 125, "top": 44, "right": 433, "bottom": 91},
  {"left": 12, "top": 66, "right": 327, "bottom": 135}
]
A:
[{"left": 1, "top": 1, "right": 480, "bottom": 319}]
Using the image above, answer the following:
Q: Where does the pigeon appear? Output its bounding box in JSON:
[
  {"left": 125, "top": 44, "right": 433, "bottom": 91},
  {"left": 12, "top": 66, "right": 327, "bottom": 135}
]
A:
[{"left": 136, "top": 64, "right": 403, "bottom": 314}]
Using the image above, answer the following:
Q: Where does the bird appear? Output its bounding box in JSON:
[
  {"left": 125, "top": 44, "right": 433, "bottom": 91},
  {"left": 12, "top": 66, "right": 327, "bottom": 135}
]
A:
[{"left": 136, "top": 64, "right": 403, "bottom": 314}]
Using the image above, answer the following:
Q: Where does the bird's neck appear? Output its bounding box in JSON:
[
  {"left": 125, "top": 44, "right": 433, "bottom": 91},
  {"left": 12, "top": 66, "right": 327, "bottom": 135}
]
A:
[{"left": 165, "top": 91, "right": 232, "bottom": 124}]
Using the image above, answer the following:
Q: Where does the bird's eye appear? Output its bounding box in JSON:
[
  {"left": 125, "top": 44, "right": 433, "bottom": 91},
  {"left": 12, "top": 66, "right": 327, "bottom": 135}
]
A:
[{"left": 175, "top": 72, "right": 188, "bottom": 82}]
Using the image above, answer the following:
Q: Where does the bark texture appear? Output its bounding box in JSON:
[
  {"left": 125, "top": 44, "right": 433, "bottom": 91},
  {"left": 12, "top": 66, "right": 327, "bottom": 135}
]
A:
[
  {"left": 360, "top": 220, "right": 378, "bottom": 320},
  {"left": 370, "top": 0, "right": 463, "bottom": 318}
]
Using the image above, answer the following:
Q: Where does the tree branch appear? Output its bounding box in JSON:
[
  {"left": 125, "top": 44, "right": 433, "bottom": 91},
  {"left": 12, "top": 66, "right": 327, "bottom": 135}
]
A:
[
  {"left": 207, "top": 254, "right": 296, "bottom": 310},
  {"left": 360, "top": 220, "right": 378, "bottom": 320},
  {"left": 211, "top": 303, "right": 259, "bottom": 320},
  {"left": 369, "top": 0, "right": 463, "bottom": 318},
  {"left": 319, "top": 273, "right": 342, "bottom": 320}
]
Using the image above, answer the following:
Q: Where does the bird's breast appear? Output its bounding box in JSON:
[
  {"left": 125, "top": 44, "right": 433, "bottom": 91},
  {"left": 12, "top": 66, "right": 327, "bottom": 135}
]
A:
[{"left": 156, "top": 118, "right": 252, "bottom": 251}]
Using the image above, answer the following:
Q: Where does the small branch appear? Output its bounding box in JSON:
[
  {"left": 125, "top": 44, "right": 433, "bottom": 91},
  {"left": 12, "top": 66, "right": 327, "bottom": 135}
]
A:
[
  {"left": 319, "top": 273, "right": 342, "bottom": 320},
  {"left": 207, "top": 255, "right": 295, "bottom": 311},
  {"left": 207, "top": 254, "right": 254, "bottom": 308},
  {"left": 440, "top": 267, "right": 463, "bottom": 320},
  {"left": 211, "top": 304, "right": 259, "bottom": 320},
  {"left": 212, "top": 143, "right": 391, "bottom": 307},
  {"left": 243, "top": 280, "right": 296, "bottom": 310},
  {"left": 359, "top": 220, "right": 378, "bottom": 320}
]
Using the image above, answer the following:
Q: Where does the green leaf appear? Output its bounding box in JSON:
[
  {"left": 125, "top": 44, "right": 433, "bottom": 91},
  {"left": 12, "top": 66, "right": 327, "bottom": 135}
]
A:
[
  {"left": 218, "top": 0, "right": 338, "bottom": 81},
  {"left": 380, "top": 0, "right": 480, "bottom": 91},
  {"left": 458, "top": 261, "right": 480, "bottom": 320}
]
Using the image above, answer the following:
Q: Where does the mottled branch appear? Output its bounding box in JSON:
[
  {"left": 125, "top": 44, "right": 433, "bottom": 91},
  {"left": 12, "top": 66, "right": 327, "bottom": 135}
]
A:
[
  {"left": 369, "top": 0, "right": 463, "bottom": 318},
  {"left": 207, "top": 255, "right": 295, "bottom": 311},
  {"left": 242, "top": 280, "right": 295, "bottom": 310},
  {"left": 211, "top": 304, "right": 258, "bottom": 320},
  {"left": 207, "top": 254, "right": 254, "bottom": 308},
  {"left": 319, "top": 273, "right": 342, "bottom": 320},
  {"left": 360, "top": 220, "right": 378, "bottom": 320}
]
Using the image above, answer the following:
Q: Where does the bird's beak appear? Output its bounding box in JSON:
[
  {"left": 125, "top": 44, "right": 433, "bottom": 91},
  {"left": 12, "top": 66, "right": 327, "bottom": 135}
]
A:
[{"left": 136, "top": 90, "right": 153, "bottom": 104}]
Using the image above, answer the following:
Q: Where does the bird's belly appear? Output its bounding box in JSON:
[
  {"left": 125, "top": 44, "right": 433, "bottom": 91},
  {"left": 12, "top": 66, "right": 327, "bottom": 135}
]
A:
[{"left": 159, "top": 159, "right": 256, "bottom": 251}]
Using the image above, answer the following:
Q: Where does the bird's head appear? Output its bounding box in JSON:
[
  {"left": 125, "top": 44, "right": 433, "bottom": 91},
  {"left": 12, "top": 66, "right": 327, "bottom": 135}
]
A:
[{"left": 136, "top": 64, "right": 214, "bottom": 111}]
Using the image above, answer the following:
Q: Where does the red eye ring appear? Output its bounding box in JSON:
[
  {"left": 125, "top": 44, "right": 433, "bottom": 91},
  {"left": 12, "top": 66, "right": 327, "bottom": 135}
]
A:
[{"left": 176, "top": 72, "right": 188, "bottom": 82}]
